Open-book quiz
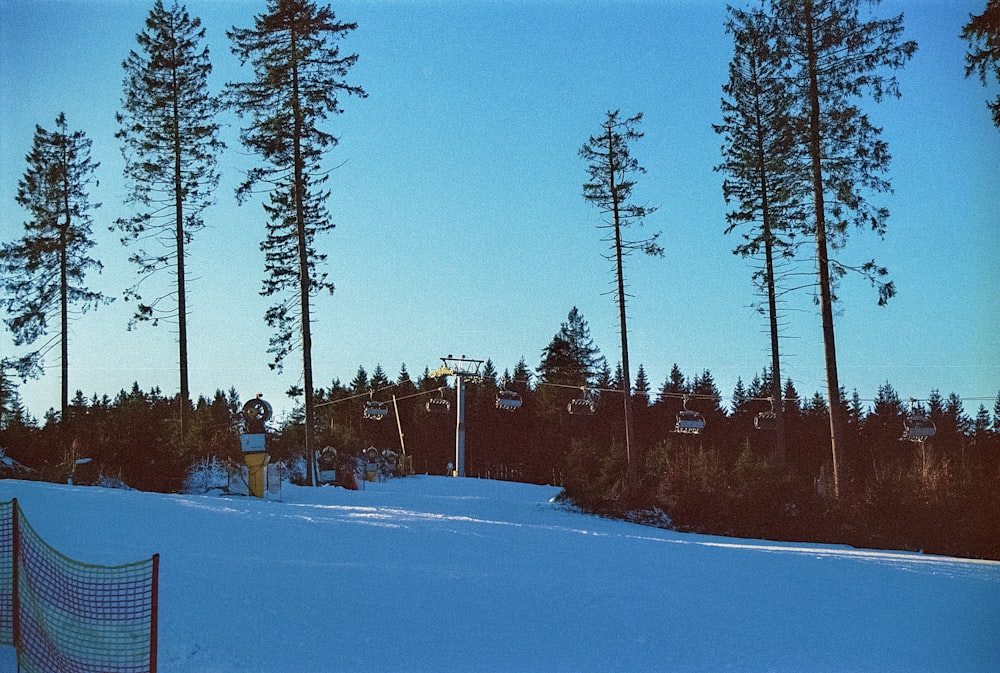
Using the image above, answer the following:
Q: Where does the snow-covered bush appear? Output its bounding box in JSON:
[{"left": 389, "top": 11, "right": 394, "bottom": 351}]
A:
[
  {"left": 183, "top": 457, "right": 232, "bottom": 494},
  {"left": 96, "top": 474, "right": 132, "bottom": 490}
]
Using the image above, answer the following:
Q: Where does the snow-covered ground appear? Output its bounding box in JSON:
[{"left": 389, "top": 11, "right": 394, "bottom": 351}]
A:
[{"left": 2, "top": 476, "right": 998, "bottom": 672}]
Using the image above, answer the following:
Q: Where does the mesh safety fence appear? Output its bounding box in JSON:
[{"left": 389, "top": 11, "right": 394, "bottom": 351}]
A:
[{"left": 0, "top": 498, "right": 158, "bottom": 673}]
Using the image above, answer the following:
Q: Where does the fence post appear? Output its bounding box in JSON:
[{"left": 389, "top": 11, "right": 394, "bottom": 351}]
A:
[
  {"left": 150, "top": 553, "right": 159, "bottom": 673},
  {"left": 10, "top": 499, "right": 19, "bottom": 660}
]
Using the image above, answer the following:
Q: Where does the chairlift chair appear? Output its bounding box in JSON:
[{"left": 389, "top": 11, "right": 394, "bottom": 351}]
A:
[
  {"left": 567, "top": 390, "right": 596, "bottom": 416},
  {"left": 674, "top": 396, "right": 705, "bottom": 434},
  {"left": 675, "top": 410, "right": 706, "bottom": 434},
  {"left": 754, "top": 411, "right": 777, "bottom": 431},
  {"left": 901, "top": 398, "right": 936, "bottom": 442},
  {"left": 902, "top": 414, "right": 936, "bottom": 441},
  {"left": 363, "top": 399, "right": 389, "bottom": 421},
  {"left": 754, "top": 398, "right": 777, "bottom": 431},
  {"left": 567, "top": 398, "right": 596, "bottom": 415},
  {"left": 426, "top": 390, "right": 451, "bottom": 414},
  {"left": 495, "top": 389, "right": 522, "bottom": 412}
]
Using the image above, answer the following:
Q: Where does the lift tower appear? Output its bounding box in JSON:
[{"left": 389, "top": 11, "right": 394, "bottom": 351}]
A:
[{"left": 429, "top": 355, "right": 484, "bottom": 477}]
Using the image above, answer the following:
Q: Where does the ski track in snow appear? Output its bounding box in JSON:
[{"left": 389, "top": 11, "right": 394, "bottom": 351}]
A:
[{"left": 1, "top": 476, "right": 998, "bottom": 673}]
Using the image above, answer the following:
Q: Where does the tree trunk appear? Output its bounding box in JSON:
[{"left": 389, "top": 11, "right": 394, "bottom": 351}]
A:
[
  {"left": 805, "top": 0, "right": 842, "bottom": 497},
  {"left": 607, "top": 123, "right": 636, "bottom": 488},
  {"left": 172, "top": 57, "right": 190, "bottom": 438},
  {"left": 291, "top": 28, "right": 317, "bottom": 487},
  {"left": 750, "top": 53, "right": 787, "bottom": 467},
  {"left": 60, "top": 208, "right": 69, "bottom": 419},
  {"left": 763, "top": 232, "right": 787, "bottom": 466},
  {"left": 59, "top": 142, "right": 71, "bottom": 419}
]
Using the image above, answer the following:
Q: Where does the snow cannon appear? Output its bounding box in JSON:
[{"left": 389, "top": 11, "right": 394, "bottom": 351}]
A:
[{"left": 240, "top": 395, "right": 272, "bottom": 498}]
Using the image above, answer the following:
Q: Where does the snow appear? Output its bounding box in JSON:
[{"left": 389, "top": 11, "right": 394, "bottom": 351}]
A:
[{"left": 1, "top": 476, "right": 998, "bottom": 672}]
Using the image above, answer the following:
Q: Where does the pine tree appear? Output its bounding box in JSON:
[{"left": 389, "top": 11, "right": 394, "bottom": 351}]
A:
[
  {"left": 962, "top": 0, "right": 1000, "bottom": 128},
  {"left": 594, "top": 360, "right": 613, "bottom": 391},
  {"left": 479, "top": 359, "right": 498, "bottom": 389},
  {"left": 350, "top": 366, "right": 369, "bottom": 393},
  {"left": 945, "top": 393, "right": 971, "bottom": 438},
  {"left": 0, "top": 368, "right": 32, "bottom": 431},
  {"left": 537, "top": 307, "right": 602, "bottom": 388},
  {"left": 731, "top": 377, "right": 749, "bottom": 414},
  {"left": 660, "top": 364, "right": 687, "bottom": 397},
  {"left": 370, "top": 364, "right": 389, "bottom": 391},
  {"left": 633, "top": 364, "right": 650, "bottom": 407},
  {"left": 0, "top": 113, "right": 109, "bottom": 418},
  {"left": 717, "top": 6, "right": 803, "bottom": 465},
  {"left": 396, "top": 363, "right": 416, "bottom": 395},
  {"left": 512, "top": 357, "right": 532, "bottom": 386},
  {"left": 580, "top": 111, "right": 662, "bottom": 489},
  {"left": 782, "top": 378, "right": 800, "bottom": 413},
  {"left": 771, "top": 0, "right": 916, "bottom": 497},
  {"left": 228, "top": 0, "right": 366, "bottom": 485},
  {"left": 116, "top": 0, "right": 224, "bottom": 435},
  {"left": 973, "top": 404, "right": 992, "bottom": 444}
]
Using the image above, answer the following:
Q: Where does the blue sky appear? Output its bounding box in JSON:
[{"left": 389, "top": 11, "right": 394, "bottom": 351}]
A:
[{"left": 1, "top": 0, "right": 998, "bottom": 421}]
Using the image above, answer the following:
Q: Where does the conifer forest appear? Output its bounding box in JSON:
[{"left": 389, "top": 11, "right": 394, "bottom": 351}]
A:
[{"left": 2, "top": 0, "right": 999, "bottom": 561}]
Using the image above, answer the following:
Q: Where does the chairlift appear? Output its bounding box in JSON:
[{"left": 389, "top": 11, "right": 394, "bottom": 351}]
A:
[
  {"left": 902, "top": 399, "right": 936, "bottom": 441},
  {"left": 496, "top": 388, "right": 522, "bottom": 412},
  {"left": 675, "top": 396, "right": 705, "bottom": 434},
  {"left": 754, "top": 398, "right": 777, "bottom": 431},
  {"left": 754, "top": 411, "right": 777, "bottom": 431},
  {"left": 567, "top": 389, "right": 596, "bottom": 416},
  {"left": 363, "top": 399, "right": 389, "bottom": 421},
  {"left": 426, "top": 389, "right": 451, "bottom": 414}
]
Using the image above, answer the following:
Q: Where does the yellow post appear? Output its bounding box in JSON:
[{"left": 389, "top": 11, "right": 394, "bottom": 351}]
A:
[{"left": 244, "top": 452, "right": 269, "bottom": 498}]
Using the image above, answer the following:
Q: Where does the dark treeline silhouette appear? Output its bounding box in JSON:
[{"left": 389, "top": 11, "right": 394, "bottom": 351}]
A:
[
  {"left": 2, "top": 321, "right": 998, "bottom": 560},
  {"left": 4, "top": 1, "right": 996, "bottom": 563}
]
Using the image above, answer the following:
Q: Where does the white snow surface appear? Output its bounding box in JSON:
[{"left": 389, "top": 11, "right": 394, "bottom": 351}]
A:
[{"left": 1, "top": 476, "right": 998, "bottom": 672}]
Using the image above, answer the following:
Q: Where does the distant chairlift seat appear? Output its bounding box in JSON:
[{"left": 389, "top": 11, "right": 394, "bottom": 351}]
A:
[
  {"left": 901, "top": 414, "right": 936, "bottom": 441},
  {"left": 567, "top": 397, "right": 596, "bottom": 416},
  {"left": 426, "top": 396, "right": 451, "bottom": 414},
  {"left": 675, "top": 410, "right": 706, "bottom": 434},
  {"left": 363, "top": 400, "right": 389, "bottom": 421},
  {"left": 754, "top": 411, "right": 777, "bottom": 431},
  {"left": 495, "top": 390, "right": 522, "bottom": 412}
]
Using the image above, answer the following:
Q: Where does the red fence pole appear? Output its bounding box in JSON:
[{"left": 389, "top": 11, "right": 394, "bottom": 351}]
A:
[
  {"left": 11, "top": 499, "right": 19, "bottom": 657},
  {"left": 149, "top": 553, "right": 159, "bottom": 673}
]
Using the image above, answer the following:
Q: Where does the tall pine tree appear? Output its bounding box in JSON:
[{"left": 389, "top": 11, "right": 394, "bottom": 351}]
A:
[
  {"left": 716, "top": 6, "right": 805, "bottom": 465},
  {"left": 772, "top": 0, "right": 916, "bottom": 496},
  {"left": 228, "top": 0, "right": 366, "bottom": 485},
  {"left": 116, "top": 0, "right": 224, "bottom": 435},
  {"left": 0, "top": 113, "right": 108, "bottom": 418},
  {"left": 579, "top": 110, "right": 662, "bottom": 489}
]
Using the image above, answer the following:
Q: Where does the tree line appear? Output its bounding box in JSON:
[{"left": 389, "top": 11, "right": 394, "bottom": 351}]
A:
[
  {"left": 2, "top": 305, "right": 999, "bottom": 558},
  {"left": 1, "top": 0, "right": 365, "bottom": 487},
  {"left": 1, "top": 0, "right": 998, "bottom": 558}
]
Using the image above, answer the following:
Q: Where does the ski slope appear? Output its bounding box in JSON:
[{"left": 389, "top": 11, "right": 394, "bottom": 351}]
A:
[{"left": 2, "top": 476, "right": 998, "bottom": 672}]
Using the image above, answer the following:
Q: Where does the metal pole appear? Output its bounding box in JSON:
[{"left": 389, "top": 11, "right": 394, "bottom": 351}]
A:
[
  {"left": 455, "top": 374, "right": 466, "bottom": 477},
  {"left": 392, "top": 395, "right": 406, "bottom": 456}
]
